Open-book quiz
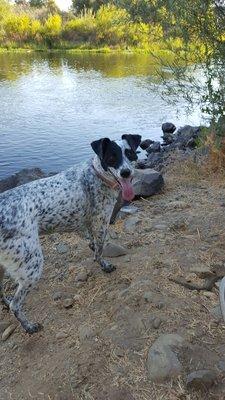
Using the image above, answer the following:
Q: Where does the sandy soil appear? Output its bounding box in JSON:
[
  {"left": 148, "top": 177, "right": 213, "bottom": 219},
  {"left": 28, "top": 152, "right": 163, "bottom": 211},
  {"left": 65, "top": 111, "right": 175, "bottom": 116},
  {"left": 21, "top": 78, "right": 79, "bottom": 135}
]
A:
[{"left": 1, "top": 161, "right": 225, "bottom": 400}]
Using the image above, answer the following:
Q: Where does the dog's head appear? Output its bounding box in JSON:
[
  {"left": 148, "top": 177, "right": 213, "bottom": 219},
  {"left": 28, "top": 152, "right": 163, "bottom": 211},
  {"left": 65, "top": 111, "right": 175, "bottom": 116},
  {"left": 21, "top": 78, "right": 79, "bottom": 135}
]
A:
[{"left": 91, "top": 134, "right": 142, "bottom": 201}]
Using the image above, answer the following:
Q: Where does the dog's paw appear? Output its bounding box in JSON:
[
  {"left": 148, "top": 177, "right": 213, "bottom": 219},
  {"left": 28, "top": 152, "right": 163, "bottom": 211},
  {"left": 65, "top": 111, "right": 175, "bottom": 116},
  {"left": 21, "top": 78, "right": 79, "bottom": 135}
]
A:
[
  {"left": 101, "top": 260, "right": 116, "bottom": 273},
  {"left": 25, "top": 322, "right": 43, "bottom": 335}
]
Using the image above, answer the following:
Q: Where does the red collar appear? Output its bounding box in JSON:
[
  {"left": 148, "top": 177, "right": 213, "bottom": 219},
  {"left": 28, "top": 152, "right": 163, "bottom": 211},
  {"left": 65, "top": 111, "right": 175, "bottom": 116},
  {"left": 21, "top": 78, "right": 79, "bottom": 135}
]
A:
[{"left": 92, "top": 163, "right": 119, "bottom": 190}]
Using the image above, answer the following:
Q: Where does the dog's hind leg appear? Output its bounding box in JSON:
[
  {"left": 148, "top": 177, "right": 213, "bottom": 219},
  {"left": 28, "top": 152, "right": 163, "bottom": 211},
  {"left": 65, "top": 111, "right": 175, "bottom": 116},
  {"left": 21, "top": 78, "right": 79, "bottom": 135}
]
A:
[{"left": 9, "top": 243, "right": 44, "bottom": 334}]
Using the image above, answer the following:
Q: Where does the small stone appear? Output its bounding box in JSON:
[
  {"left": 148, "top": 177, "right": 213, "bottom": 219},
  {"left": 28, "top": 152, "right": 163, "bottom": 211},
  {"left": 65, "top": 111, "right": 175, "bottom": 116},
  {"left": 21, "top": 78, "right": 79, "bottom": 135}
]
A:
[
  {"left": 75, "top": 271, "right": 88, "bottom": 282},
  {"left": 63, "top": 298, "right": 74, "bottom": 308},
  {"left": 0, "top": 321, "right": 11, "bottom": 334},
  {"left": 144, "top": 291, "right": 153, "bottom": 303},
  {"left": 186, "top": 370, "right": 217, "bottom": 390},
  {"left": 73, "top": 294, "right": 82, "bottom": 302},
  {"left": 56, "top": 331, "right": 68, "bottom": 340},
  {"left": 210, "top": 304, "right": 222, "bottom": 320},
  {"left": 153, "top": 317, "right": 162, "bottom": 329},
  {"left": 78, "top": 325, "right": 94, "bottom": 341},
  {"left": 124, "top": 216, "right": 141, "bottom": 232},
  {"left": 114, "top": 347, "right": 125, "bottom": 357},
  {"left": 155, "top": 301, "right": 165, "bottom": 309},
  {"left": 2, "top": 324, "right": 16, "bottom": 341},
  {"left": 168, "top": 200, "right": 188, "bottom": 210},
  {"left": 103, "top": 242, "right": 128, "bottom": 258},
  {"left": 52, "top": 292, "right": 63, "bottom": 301},
  {"left": 56, "top": 243, "right": 69, "bottom": 254}
]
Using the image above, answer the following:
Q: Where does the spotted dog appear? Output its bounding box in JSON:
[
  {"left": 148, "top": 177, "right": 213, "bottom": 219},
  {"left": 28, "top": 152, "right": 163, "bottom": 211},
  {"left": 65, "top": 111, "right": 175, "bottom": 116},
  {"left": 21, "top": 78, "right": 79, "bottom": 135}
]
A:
[{"left": 0, "top": 134, "right": 141, "bottom": 334}]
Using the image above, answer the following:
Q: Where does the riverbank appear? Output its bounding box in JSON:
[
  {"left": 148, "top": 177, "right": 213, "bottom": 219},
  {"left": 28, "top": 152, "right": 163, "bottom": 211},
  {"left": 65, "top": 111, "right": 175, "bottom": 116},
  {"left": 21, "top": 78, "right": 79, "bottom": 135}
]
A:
[{"left": 1, "top": 154, "right": 225, "bottom": 399}]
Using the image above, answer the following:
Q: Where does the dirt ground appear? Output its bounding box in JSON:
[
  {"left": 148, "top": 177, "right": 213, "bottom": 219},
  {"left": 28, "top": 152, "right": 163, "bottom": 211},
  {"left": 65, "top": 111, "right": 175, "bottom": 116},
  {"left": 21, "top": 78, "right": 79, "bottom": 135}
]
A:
[{"left": 1, "top": 161, "right": 225, "bottom": 400}]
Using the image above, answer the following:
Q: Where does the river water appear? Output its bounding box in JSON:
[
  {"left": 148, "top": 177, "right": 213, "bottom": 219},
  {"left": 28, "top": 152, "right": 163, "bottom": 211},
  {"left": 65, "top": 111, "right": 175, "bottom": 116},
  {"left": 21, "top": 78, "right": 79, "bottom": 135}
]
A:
[{"left": 0, "top": 51, "right": 203, "bottom": 179}]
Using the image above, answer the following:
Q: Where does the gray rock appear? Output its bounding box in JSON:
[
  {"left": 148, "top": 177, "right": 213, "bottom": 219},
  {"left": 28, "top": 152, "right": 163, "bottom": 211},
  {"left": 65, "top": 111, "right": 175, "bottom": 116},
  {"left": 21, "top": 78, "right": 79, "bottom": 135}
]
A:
[
  {"left": 173, "top": 125, "right": 200, "bottom": 150},
  {"left": 63, "top": 298, "right": 74, "bottom": 308},
  {"left": 52, "top": 292, "right": 63, "bottom": 301},
  {"left": 133, "top": 168, "right": 164, "bottom": 198},
  {"left": 78, "top": 325, "right": 94, "bottom": 341},
  {"left": 210, "top": 304, "right": 222, "bottom": 320},
  {"left": 2, "top": 324, "right": 17, "bottom": 341},
  {"left": 140, "top": 139, "right": 155, "bottom": 150},
  {"left": 153, "top": 317, "right": 162, "bottom": 329},
  {"left": 186, "top": 369, "right": 217, "bottom": 390},
  {"left": 146, "top": 141, "right": 161, "bottom": 153},
  {"left": 147, "top": 334, "right": 186, "bottom": 382},
  {"left": 162, "top": 122, "right": 176, "bottom": 134},
  {"left": 124, "top": 216, "right": 141, "bottom": 232},
  {"left": 56, "top": 243, "right": 69, "bottom": 254},
  {"left": 0, "top": 321, "right": 11, "bottom": 334},
  {"left": 0, "top": 168, "right": 48, "bottom": 193},
  {"left": 56, "top": 331, "right": 68, "bottom": 340},
  {"left": 144, "top": 291, "right": 154, "bottom": 303},
  {"left": 75, "top": 271, "right": 88, "bottom": 282},
  {"left": 103, "top": 242, "right": 128, "bottom": 258}
]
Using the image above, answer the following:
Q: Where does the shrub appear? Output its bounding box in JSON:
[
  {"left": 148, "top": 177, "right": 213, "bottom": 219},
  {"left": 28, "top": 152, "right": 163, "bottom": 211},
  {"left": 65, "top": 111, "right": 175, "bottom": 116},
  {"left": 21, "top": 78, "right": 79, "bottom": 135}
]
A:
[
  {"left": 63, "top": 11, "right": 96, "bottom": 42},
  {"left": 95, "top": 5, "right": 130, "bottom": 45},
  {"left": 4, "top": 14, "right": 31, "bottom": 42},
  {"left": 42, "top": 14, "right": 62, "bottom": 46}
]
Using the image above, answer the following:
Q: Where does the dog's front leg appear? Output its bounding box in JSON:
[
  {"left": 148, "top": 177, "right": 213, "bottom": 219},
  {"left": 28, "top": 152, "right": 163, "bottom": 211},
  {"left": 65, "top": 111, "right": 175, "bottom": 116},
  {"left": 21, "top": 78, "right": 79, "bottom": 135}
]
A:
[{"left": 93, "top": 226, "right": 116, "bottom": 273}]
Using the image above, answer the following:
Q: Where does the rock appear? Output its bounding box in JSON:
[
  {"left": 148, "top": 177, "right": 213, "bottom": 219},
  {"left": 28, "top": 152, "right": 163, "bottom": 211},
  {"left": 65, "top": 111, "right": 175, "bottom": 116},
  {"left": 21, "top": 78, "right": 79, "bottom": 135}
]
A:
[
  {"left": 2, "top": 324, "right": 17, "bottom": 341},
  {"left": 162, "top": 122, "right": 176, "bottom": 134},
  {"left": 146, "top": 141, "right": 161, "bottom": 153},
  {"left": 63, "top": 298, "right": 74, "bottom": 308},
  {"left": 75, "top": 270, "right": 88, "bottom": 282},
  {"left": 210, "top": 305, "right": 222, "bottom": 320},
  {"left": 53, "top": 292, "right": 63, "bottom": 301},
  {"left": 0, "top": 168, "right": 48, "bottom": 193},
  {"left": 103, "top": 242, "right": 128, "bottom": 258},
  {"left": 168, "top": 200, "right": 188, "bottom": 210},
  {"left": 153, "top": 317, "right": 162, "bottom": 329},
  {"left": 147, "top": 334, "right": 186, "bottom": 382},
  {"left": 56, "top": 243, "right": 69, "bottom": 254},
  {"left": 133, "top": 168, "right": 164, "bottom": 198},
  {"left": 189, "top": 265, "right": 213, "bottom": 278},
  {"left": 0, "top": 321, "right": 11, "bottom": 334},
  {"left": 78, "top": 325, "right": 94, "bottom": 341},
  {"left": 56, "top": 331, "right": 68, "bottom": 340},
  {"left": 119, "top": 205, "right": 139, "bottom": 218},
  {"left": 186, "top": 369, "right": 217, "bottom": 390},
  {"left": 173, "top": 125, "right": 200, "bottom": 150},
  {"left": 140, "top": 139, "right": 155, "bottom": 150},
  {"left": 161, "top": 132, "right": 174, "bottom": 145},
  {"left": 144, "top": 291, "right": 154, "bottom": 303},
  {"left": 124, "top": 216, "right": 141, "bottom": 232}
]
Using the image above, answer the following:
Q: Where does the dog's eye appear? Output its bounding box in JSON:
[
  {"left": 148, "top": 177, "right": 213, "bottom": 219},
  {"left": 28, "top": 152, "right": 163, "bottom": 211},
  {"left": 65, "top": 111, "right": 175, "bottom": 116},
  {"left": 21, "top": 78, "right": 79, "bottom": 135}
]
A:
[
  {"left": 108, "top": 156, "right": 116, "bottom": 166},
  {"left": 125, "top": 149, "right": 138, "bottom": 161}
]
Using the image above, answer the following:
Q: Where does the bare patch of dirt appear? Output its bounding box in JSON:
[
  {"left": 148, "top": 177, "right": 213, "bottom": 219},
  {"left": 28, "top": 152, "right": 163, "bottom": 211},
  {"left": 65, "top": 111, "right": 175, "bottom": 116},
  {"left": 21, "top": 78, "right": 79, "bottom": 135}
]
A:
[{"left": 1, "top": 162, "right": 225, "bottom": 400}]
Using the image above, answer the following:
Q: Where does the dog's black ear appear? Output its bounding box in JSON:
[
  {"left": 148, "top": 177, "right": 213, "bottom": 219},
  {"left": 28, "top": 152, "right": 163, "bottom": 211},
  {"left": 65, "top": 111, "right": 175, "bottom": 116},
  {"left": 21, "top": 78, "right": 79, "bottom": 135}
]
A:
[
  {"left": 91, "top": 138, "right": 111, "bottom": 159},
  {"left": 122, "top": 134, "right": 142, "bottom": 151}
]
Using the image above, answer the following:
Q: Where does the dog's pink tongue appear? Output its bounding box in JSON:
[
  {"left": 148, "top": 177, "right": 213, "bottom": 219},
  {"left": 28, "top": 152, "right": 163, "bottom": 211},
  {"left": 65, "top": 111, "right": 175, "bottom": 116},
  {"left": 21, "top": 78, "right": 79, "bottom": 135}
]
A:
[{"left": 120, "top": 178, "right": 135, "bottom": 202}]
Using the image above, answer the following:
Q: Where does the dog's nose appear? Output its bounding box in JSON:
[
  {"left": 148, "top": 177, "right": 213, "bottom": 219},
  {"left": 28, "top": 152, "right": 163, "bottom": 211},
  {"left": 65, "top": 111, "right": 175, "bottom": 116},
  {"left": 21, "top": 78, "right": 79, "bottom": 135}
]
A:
[{"left": 120, "top": 168, "right": 131, "bottom": 178}]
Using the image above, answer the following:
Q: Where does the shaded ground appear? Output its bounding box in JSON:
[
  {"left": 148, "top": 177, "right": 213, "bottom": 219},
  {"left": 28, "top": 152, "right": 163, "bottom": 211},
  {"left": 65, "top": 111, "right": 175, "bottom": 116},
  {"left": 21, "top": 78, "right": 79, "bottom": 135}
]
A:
[{"left": 1, "top": 161, "right": 225, "bottom": 400}]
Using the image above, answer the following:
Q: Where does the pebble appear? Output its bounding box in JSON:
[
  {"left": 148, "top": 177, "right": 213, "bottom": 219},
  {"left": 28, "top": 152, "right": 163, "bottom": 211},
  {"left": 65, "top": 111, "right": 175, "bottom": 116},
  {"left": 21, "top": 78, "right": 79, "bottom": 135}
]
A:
[
  {"left": 78, "top": 325, "right": 94, "bottom": 341},
  {"left": 153, "top": 317, "right": 162, "bottom": 329},
  {"left": 2, "top": 324, "right": 17, "bottom": 341},
  {"left": 52, "top": 292, "right": 63, "bottom": 301},
  {"left": 56, "top": 243, "right": 69, "bottom": 254},
  {"left": 56, "top": 331, "right": 68, "bottom": 340},
  {"left": 63, "top": 298, "right": 74, "bottom": 308},
  {"left": 186, "top": 369, "right": 217, "bottom": 390},
  {"left": 75, "top": 271, "right": 88, "bottom": 283},
  {"left": 103, "top": 242, "right": 128, "bottom": 258},
  {"left": 0, "top": 321, "right": 11, "bottom": 334}
]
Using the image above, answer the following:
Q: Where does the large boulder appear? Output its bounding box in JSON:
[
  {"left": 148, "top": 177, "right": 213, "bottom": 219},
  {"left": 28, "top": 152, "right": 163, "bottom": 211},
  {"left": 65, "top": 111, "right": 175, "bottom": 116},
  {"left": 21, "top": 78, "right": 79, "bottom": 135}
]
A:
[
  {"left": 147, "top": 334, "right": 186, "bottom": 382},
  {"left": 0, "top": 168, "right": 47, "bottom": 193},
  {"left": 133, "top": 168, "right": 164, "bottom": 197}
]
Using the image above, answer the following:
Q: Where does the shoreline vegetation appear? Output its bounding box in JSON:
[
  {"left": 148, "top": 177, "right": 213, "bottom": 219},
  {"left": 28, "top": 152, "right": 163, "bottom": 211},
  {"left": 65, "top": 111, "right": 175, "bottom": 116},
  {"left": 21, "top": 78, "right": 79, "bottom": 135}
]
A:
[{"left": 0, "top": 0, "right": 205, "bottom": 64}]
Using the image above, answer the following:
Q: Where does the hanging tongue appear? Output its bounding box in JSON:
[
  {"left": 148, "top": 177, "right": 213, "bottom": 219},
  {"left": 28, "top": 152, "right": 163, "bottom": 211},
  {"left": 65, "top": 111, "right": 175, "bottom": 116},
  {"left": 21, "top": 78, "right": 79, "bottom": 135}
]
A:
[{"left": 119, "top": 178, "right": 135, "bottom": 201}]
